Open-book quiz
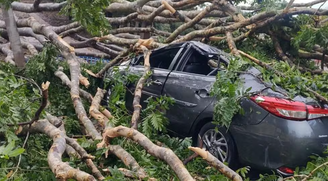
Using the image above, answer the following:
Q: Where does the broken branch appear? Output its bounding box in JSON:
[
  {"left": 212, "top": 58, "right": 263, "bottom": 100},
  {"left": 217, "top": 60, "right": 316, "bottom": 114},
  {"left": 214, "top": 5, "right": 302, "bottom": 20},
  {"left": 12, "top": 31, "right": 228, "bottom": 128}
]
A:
[{"left": 189, "top": 147, "right": 242, "bottom": 181}]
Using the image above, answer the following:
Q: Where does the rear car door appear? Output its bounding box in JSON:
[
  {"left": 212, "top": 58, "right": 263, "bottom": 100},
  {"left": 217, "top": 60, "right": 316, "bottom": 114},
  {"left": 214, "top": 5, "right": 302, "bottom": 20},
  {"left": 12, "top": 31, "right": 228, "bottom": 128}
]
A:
[
  {"left": 163, "top": 47, "right": 217, "bottom": 136},
  {"left": 126, "top": 47, "right": 184, "bottom": 110}
]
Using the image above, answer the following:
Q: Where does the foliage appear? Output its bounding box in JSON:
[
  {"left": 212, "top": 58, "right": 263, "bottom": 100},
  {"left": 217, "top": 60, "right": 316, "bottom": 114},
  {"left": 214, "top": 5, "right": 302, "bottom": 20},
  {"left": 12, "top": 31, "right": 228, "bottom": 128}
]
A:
[
  {"left": 0, "top": 65, "right": 40, "bottom": 142},
  {"left": 0, "top": 141, "right": 25, "bottom": 180},
  {"left": 103, "top": 66, "right": 139, "bottom": 126},
  {"left": 25, "top": 44, "right": 61, "bottom": 85},
  {"left": 293, "top": 24, "right": 328, "bottom": 52},
  {"left": 0, "top": 63, "right": 48, "bottom": 181},
  {"left": 0, "top": 0, "right": 16, "bottom": 9},
  {"left": 0, "top": 141, "right": 24, "bottom": 160},
  {"left": 24, "top": 44, "right": 76, "bottom": 120},
  {"left": 141, "top": 96, "right": 174, "bottom": 138},
  {"left": 211, "top": 57, "right": 250, "bottom": 128},
  {"left": 291, "top": 154, "right": 328, "bottom": 181},
  {"left": 61, "top": 0, "right": 111, "bottom": 36}
]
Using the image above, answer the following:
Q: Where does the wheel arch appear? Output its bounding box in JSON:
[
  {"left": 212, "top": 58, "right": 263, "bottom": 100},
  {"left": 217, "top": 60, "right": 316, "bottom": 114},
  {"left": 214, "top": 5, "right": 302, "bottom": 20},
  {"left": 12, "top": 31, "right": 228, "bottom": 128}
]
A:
[
  {"left": 191, "top": 117, "right": 239, "bottom": 159},
  {"left": 190, "top": 117, "right": 213, "bottom": 144}
]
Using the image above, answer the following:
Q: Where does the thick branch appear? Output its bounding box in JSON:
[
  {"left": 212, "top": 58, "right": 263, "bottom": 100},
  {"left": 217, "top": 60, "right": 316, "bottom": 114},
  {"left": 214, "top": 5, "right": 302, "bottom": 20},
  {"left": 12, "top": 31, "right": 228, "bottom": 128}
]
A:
[
  {"left": 52, "top": 22, "right": 80, "bottom": 34},
  {"left": 0, "top": 27, "right": 48, "bottom": 44},
  {"left": 2, "top": 6, "right": 25, "bottom": 67},
  {"left": 15, "top": 17, "right": 102, "bottom": 139},
  {"left": 131, "top": 44, "right": 151, "bottom": 129},
  {"left": 298, "top": 50, "right": 328, "bottom": 62},
  {"left": 59, "top": 26, "right": 84, "bottom": 38},
  {"left": 46, "top": 113, "right": 79, "bottom": 158},
  {"left": 11, "top": 1, "right": 66, "bottom": 12},
  {"left": 175, "top": 8, "right": 328, "bottom": 43},
  {"left": 269, "top": 32, "right": 293, "bottom": 65},
  {"left": 189, "top": 147, "right": 242, "bottom": 181},
  {"left": 54, "top": 68, "right": 93, "bottom": 102},
  {"left": 54, "top": 67, "right": 101, "bottom": 139},
  {"left": 89, "top": 88, "right": 111, "bottom": 128},
  {"left": 29, "top": 119, "right": 95, "bottom": 180},
  {"left": 161, "top": 0, "right": 203, "bottom": 30},
  {"left": 96, "top": 47, "right": 131, "bottom": 78},
  {"left": 108, "top": 145, "right": 147, "bottom": 179},
  {"left": 98, "top": 126, "right": 194, "bottom": 181},
  {"left": 226, "top": 32, "right": 240, "bottom": 57},
  {"left": 165, "top": 2, "right": 216, "bottom": 43},
  {"left": 0, "top": 43, "right": 15, "bottom": 65},
  {"left": 97, "top": 34, "right": 164, "bottom": 48},
  {"left": 66, "top": 137, "right": 105, "bottom": 180},
  {"left": 21, "top": 40, "right": 38, "bottom": 55}
]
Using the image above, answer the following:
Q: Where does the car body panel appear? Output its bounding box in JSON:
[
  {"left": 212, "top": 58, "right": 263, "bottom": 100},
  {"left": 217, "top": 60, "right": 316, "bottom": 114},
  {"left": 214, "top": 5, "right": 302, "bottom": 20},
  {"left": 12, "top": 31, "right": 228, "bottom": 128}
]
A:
[
  {"left": 230, "top": 114, "right": 328, "bottom": 170},
  {"left": 163, "top": 71, "right": 216, "bottom": 136}
]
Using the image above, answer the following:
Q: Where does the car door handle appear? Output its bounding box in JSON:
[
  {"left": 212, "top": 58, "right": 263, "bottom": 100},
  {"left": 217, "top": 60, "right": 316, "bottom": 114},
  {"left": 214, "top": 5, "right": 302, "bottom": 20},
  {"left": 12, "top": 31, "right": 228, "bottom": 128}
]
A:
[
  {"left": 195, "top": 89, "right": 210, "bottom": 98},
  {"left": 153, "top": 79, "right": 163, "bottom": 86}
]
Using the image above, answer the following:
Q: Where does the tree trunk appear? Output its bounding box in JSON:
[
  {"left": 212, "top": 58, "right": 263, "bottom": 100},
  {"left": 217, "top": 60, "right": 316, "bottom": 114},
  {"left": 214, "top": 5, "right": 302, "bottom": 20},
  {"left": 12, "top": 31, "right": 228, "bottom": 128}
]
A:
[{"left": 2, "top": 6, "right": 25, "bottom": 68}]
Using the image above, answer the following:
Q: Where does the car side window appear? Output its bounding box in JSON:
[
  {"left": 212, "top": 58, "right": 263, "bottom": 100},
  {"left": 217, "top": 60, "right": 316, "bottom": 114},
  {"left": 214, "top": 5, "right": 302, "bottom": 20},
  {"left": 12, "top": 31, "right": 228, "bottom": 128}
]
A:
[
  {"left": 133, "top": 48, "right": 180, "bottom": 69},
  {"left": 182, "top": 50, "right": 214, "bottom": 75}
]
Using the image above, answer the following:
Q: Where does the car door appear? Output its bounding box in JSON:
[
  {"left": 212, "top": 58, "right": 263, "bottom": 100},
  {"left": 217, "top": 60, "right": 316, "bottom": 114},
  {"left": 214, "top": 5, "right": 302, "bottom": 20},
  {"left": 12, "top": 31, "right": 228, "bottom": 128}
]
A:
[
  {"left": 125, "top": 47, "right": 184, "bottom": 110},
  {"left": 163, "top": 48, "right": 216, "bottom": 136}
]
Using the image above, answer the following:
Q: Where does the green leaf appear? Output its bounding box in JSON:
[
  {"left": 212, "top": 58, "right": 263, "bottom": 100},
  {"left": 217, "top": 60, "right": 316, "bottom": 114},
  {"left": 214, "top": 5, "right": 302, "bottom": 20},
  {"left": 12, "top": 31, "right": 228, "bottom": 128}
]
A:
[
  {"left": 1, "top": 141, "right": 15, "bottom": 155},
  {"left": 8, "top": 148, "right": 25, "bottom": 157}
]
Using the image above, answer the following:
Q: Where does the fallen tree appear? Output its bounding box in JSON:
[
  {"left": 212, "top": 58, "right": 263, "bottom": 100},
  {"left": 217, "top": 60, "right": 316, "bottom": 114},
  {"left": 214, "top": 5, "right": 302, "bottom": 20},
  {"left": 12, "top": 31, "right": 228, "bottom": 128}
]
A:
[{"left": 2, "top": 0, "right": 328, "bottom": 180}]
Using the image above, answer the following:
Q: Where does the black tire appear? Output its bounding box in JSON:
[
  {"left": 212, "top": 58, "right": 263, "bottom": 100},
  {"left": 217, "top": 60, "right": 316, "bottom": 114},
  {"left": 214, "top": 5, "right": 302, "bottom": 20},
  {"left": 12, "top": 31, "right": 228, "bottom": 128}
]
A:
[{"left": 197, "top": 122, "right": 239, "bottom": 169}]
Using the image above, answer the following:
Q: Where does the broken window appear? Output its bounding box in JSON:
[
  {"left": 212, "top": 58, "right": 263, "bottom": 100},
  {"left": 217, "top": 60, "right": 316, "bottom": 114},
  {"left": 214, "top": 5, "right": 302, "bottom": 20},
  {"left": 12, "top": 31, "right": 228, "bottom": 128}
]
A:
[
  {"left": 149, "top": 48, "right": 179, "bottom": 69},
  {"left": 132, "top": 48, "right": 179, "bottom": 69},
  {"left": 182, "top": 50, "right": 214, "bottom": 75}
]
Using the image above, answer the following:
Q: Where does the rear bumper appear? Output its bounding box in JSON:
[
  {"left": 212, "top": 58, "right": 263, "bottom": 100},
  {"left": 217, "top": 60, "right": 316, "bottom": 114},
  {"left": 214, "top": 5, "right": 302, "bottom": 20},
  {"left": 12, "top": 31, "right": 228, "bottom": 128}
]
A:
[{"left": 230, "top": 114, "right": 328, "bottom": 170}]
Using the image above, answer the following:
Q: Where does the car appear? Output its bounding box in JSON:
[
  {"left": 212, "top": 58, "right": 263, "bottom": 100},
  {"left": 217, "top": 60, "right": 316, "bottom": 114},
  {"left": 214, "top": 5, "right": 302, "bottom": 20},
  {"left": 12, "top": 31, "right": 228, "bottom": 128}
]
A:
[{"left": 103, "top": 41, "right": 328, "bottom": 176}]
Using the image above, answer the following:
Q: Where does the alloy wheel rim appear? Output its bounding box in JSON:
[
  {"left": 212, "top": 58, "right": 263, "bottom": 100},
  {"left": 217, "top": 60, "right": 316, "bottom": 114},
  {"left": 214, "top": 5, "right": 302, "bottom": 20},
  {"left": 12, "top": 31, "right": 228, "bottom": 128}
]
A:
[{"left": 202, "top": 129, "right": 228, "bottom": 162}]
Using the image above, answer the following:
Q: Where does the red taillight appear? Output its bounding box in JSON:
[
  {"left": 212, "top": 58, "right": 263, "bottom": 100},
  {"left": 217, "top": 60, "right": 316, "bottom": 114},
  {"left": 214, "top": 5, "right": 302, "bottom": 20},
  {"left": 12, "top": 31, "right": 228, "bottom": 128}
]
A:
[
  {"left": 307, "top": 105, "right": 328, "bottom": 120},
  {"left": 278, "top": 167, "right": 294, "bottom": 174},
  {"left": 251, "top": 95, "right": 307, "bottom": 120},
  {"left": 251, "top": 95, "right": 328, "bottom": 120}
]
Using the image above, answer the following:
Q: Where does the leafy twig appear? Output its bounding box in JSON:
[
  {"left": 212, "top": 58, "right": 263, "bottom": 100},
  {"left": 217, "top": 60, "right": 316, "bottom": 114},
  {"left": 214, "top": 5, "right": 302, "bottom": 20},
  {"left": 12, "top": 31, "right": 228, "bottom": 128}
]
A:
[
  {"left": 301, "top": 162, "right": 328, "bottom": 181},
  {"left": 7, "top": 81, "right": 50, "bottom": 126}
]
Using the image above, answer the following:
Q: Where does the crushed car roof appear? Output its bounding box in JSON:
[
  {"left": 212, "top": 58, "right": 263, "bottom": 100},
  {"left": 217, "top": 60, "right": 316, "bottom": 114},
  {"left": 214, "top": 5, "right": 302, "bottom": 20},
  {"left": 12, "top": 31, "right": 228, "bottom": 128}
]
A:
[
  {"left": 158, "top": 41, "right": 229, "bottom": 57},
  {"left": 187, "top": 41, "right": 221, "bottom": 55}
]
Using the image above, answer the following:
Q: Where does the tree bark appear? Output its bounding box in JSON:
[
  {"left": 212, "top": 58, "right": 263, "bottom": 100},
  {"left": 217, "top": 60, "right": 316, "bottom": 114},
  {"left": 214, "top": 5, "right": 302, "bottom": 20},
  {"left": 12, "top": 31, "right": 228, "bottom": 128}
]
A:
[
  {"left": 28, "top": 119, "right": 96, "bottom": 181},
  {"left": 131, "top": 43, "right": 151, "bottom": 129},
  {"left": 189, "top": 147, "right": 242, "bottom": 181},
  {"left": 98, "top": 126, "right": 194, "bottom": 181},
  {"left": 2, "top": 6, "right": 25, "bottom": 68}
]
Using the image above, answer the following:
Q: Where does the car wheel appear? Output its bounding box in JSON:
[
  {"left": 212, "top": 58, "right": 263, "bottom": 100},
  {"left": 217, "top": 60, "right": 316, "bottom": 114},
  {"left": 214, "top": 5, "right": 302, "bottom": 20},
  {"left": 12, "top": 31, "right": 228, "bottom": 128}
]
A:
[{"left": 197, "top": 122, "right": 238, "bottom": 168}]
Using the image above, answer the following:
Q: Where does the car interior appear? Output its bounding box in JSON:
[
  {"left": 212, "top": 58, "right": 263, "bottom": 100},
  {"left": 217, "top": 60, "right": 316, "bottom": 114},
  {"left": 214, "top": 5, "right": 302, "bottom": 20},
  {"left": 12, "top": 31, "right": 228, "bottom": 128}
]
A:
[
  {"left": 150, "top": 49, "right": 179, "bottom": 69},
  {"left": 182, "top": 50, "right": 225, "bottom": 76},
  {"left": 132, "top": 47, "right": 227, "bottom": 77}
]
